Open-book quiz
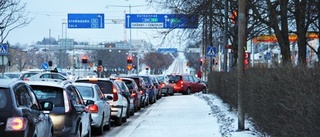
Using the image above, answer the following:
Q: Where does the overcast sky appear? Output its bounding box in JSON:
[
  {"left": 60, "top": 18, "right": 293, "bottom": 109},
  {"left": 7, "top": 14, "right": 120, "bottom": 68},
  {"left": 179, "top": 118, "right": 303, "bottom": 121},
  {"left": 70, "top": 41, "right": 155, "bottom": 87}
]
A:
[{"left": 6, "top": 0, "right": 168, "bottom": 46}]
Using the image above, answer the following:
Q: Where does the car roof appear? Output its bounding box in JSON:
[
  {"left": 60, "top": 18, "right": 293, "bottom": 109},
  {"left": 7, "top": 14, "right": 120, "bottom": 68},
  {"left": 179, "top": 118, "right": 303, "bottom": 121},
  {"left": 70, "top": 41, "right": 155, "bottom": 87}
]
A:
[
  {"left": 26, "top": 80, "right": 71, "bottom": 88},
  {"left": 73, "top": 82, "right": 96, "bottom": 87},
  {"left": 0, "top": 79, "right": 22, "bottom": 88}
]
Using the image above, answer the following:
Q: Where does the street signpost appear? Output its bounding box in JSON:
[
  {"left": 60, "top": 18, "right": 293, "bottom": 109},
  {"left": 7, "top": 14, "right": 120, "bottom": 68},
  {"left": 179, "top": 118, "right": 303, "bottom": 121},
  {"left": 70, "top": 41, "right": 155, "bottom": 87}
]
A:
[
  {"left": 206, "top": 46, "right": 217, "bottom": 57},
  {"left": 0, "top": 44, "right": 8, "bottom": 55},
  {"left": 125, "top": 14, "right": 198, "bottom": 29},
  {"left": 68, "top": 13, "right": 105, "bottom": 29},
  {"left": 157, "top": 48, "right": 178, "bottom": 53},
  {"left": 41, "top": 62, "right": 49, "bottom": 70}
]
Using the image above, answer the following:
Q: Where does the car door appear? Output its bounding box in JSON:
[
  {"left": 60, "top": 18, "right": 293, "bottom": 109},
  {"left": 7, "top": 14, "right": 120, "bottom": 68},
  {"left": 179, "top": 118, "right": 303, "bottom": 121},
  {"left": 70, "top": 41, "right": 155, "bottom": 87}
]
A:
[
  {"left": 94, "top": 84, "right": 108, "bottom": 122},
  {"left": 14, "top": 83, "right": 50, "bottom": 137},
  {"left": 67, "top": 85, "right": 91, "bottom": 136}
]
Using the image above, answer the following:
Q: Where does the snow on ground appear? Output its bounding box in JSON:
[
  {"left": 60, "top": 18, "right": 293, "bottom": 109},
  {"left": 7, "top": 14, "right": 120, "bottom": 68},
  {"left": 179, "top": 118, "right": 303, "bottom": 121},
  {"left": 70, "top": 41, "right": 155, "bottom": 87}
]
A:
[{"left": 195, "top": 93, "right": 268, "bottom": 137}]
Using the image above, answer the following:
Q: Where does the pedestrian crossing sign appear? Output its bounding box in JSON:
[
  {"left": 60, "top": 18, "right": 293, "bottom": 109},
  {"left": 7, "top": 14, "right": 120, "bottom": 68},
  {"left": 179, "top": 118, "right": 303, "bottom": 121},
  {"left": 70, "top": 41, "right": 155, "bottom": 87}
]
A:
[
  {"left": 0, "top": 44, "right": 8, "bottom": 55},
  {"left": 206, "top": 46, "right": 217, "bottom": 57}
]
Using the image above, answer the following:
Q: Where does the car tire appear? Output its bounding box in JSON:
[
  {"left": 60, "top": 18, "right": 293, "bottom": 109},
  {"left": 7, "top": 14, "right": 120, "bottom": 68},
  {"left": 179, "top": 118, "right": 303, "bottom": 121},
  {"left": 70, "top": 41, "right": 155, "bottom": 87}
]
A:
[
  {"left": 185, "top": 88, "right": 191, "bottom": 95},
  {"left": 114, "top": 117, "right": 122, "bottom": 126},
  {"left": 202, "top": 88, "right": 207, "bottom": 94}
]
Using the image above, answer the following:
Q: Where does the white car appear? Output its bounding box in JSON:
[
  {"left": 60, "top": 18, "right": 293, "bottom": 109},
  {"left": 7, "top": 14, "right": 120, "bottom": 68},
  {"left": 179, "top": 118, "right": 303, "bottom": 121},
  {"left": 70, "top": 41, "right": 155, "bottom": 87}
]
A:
[
  {"left": 73, "top": 83, "right": 112, "bottom": 135},
  {"left": 74, "top": 78, "right": 129, "bottom": 126},
  {"left": 26, "top": 72, "right": 68, "bottom": 82}
]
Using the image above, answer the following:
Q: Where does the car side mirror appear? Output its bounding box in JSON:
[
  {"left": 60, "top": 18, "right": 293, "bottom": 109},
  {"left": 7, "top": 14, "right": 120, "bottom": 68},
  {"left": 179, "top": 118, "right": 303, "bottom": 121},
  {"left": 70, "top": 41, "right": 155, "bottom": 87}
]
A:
[
  {"left": 106, "top": 95, "right": 113, "bottom": 100},
  {"left": 86, "top": 100, "right": 95, "bottom": 106},
  {"left": 41, "top": 101, "right": 53, "bottom": 112}
]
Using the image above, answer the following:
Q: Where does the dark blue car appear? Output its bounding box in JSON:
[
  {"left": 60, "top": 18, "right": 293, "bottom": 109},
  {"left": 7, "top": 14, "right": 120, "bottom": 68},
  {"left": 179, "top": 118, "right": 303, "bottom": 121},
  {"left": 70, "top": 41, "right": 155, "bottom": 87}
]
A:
[{"left": 139, "top": 75, "right": 157, "bottom": 104}]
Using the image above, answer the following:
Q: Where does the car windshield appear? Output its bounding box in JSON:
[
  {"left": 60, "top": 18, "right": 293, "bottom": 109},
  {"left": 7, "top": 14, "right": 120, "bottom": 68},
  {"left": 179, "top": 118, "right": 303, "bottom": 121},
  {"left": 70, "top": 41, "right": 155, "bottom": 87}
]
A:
[
  {"left": 168, "top": 75, "right": 181, "bottom": 82},
  {"left": 5, "top": 73, "right": 21, "bottom": 79},
  {"left": 31, "top": 86, "right": 64, "bottom": 107},
  {"left": 75, "top": 86, "right": 94, "bottom": 98},
  {"left": 141, "top": 76, "right": 151, "bottom": 84},
  {"left": 76, "top": 80, "right": 113, "bottom": 94}
]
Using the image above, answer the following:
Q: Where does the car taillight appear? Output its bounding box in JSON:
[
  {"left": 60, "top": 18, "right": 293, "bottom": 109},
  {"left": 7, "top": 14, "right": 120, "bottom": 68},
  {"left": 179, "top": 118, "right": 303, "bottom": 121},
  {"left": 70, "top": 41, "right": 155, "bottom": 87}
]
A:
[
  {"left": 5, "top": 117, "right": 27, "bottom": 131},
  {"left": 139, "top": 90, "right": 143, "bottom": 95},
  {"left": 63, "top": 90, "right": 70, "bottom": 113},
  {"left": 113, "top": 87, "right": 118, "bottom": 101},
  {"left": 180, "top": 81, "right": 184, "bottom": 85},
  {"left": 88, "top": 104, "right": 99, "bottom": 113},
  {"left": 131, "top": 92, "right": 136, "bottom": 97},
  {"left": 161, "top": 83, "right": 165, "bottom": 88}
]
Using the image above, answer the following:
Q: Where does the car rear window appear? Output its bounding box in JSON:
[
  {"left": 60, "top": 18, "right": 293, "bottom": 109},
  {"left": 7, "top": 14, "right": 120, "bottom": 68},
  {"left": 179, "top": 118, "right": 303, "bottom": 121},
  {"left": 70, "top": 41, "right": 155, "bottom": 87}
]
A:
[
  {"left": 76, "top": 80, "right": 113, "bottom": 94},
  {"left": 168, "top": 75, "right": 181, "bottom": 82},
  {"left": 30, "top": 86, "right": 64, "bottom": 107},
  {"left": 141, "top": 76, "right": 151, "bottom": 83},
  {"left": 122, "top": 80, "right": 133, "bottom": 89},
  {"left": 75, "top": 86, "right": 94, "bottom": 98},
  {"left": 0, "top": 90, "right": 8, "bottom": 110}
]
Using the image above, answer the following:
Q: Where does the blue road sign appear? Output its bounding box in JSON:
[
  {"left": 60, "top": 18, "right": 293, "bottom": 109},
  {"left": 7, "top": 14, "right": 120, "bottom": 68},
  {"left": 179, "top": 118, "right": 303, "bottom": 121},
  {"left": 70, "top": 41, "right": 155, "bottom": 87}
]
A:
[
  {"left": 41, "top": 62, "right": 49, "bottom": 70},
  {"left": 206, "top": 46, "right": 217, "bottom": 57},
  {"left": 0, "top": 44, "right": 8, "bottom": 55},
  {"left": 68, "top": 13, "right": 104, "bottom": 29},
  {"left": 125, "top": 14, "right": 198, "bottom": 29},
  {"left": 157, "top": 48, "right": 178, "bottom": 53}
]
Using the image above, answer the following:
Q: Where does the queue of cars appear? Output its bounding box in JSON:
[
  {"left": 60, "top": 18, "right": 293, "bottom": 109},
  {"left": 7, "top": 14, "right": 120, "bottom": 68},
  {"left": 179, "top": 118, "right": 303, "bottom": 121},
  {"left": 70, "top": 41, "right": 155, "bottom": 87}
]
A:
[{"left": 0, "top": 70, "right": 207, "bottom": 137}]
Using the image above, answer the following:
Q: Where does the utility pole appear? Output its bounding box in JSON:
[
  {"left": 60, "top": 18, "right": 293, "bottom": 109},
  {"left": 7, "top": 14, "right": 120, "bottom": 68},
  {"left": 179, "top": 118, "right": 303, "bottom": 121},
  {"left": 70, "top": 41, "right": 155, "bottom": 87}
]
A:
[
  {"left": 237, "top": 0, "right": 246, "bottom": 131},
  {"left": 223, "top": 0, "right": 229, "bottom": 72}
]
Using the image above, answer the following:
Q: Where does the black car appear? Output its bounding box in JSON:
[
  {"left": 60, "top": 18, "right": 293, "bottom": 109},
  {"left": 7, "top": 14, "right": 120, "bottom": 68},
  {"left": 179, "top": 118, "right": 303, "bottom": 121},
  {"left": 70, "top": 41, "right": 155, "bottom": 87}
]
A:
[
  {"left": 122, "top": 75, "right": 149, "bottom": 107},
  {"left": 0, "top": 79, "right": 54, "bottom": 137},
  {"left": 27, "top": 80, "right": 93, "bottom": 137}
]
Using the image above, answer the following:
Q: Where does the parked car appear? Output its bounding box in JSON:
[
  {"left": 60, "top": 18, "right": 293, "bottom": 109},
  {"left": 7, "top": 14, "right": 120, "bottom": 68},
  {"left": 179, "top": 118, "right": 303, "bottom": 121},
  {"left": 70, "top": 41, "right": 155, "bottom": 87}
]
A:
[
  {"left": 74, "top": 83, "right": 112, "bottom": 135},
  {"left": 156, "top": 74, "right": 174, "bottom": 96},
  {"left": 138, "top": 75, "right": 157, "bottom": 104},
  {"left": 118, "top": 77, "right": 142, "bottom": 111},
  {"left": 4, "top": 72, "right": 21, "bottom": 79},
  {"left": 27, "top": 80, "right": 93, "bottom": 137},
  {"left": 25, "top": 72, "right": 68, "bottom": 82},
  {"left": 150, "top": 75, "right": 162, "bottom": 99},
  {"left": 111, "top": 78, "right": 134, "bottom": 116},
  {"left": 74, "top": 78, "right": 129, "bottom": 126},
  {"left": 0, "top": 79, "right": 54, "bottom": 137},
  {"left": 19, "top": 71, "right": 40, "bottom": 81},
  {"left": 122, "top": 75, "right": 149, "bottom": 108},
  {"left": 167, "top": 74, "right": 207, "bottom": 95}
]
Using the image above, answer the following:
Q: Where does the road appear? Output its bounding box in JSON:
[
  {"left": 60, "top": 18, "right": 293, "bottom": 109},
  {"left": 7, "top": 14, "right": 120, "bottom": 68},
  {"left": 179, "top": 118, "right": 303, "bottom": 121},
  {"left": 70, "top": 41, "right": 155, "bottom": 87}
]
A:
[{"left": 97, "top": 93, "right": 220, "bottom": 137}]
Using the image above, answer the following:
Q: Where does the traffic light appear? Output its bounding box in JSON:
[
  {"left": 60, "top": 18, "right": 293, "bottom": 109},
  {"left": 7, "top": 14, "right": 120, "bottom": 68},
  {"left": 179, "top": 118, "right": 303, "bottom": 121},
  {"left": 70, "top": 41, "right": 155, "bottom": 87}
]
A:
[
  {"left": 81, "top": 57, "right": 88, "bottom": 64},
  {"left": 48, "top": 61, "right": 53, "bottom": 66},
  {"left": 127, "top": 56, "right": 133, "bottom": 64},
  {"left": 199, "top": 58, "right": 203, "bottom": 66},
  {"left": 244, "top": 52, "right": 250, "bottom": 69},
  {"left": 98, "top": 60, "right": 102, "bottom": 66}
]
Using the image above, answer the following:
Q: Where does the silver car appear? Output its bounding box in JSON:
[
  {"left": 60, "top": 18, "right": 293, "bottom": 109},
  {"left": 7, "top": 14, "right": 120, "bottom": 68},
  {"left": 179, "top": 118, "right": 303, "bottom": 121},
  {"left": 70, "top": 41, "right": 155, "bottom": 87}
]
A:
[{"left": 74, "top": 83, "right": 112, "bottom": 135}]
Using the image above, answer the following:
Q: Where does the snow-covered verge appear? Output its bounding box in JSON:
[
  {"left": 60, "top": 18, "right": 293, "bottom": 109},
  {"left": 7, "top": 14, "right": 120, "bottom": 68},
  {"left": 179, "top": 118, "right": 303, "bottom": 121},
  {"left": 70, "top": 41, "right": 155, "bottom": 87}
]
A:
[{"left": 195, "top": 93, "right": 269, "bottom": 137}]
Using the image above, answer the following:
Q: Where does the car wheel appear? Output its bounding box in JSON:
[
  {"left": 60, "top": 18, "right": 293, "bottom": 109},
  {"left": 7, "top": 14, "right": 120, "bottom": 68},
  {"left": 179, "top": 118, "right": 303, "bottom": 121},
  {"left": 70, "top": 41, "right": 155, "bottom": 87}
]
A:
[
  {"left": 114, "top": 117, "right": 122, "bottom": 126},
  {"left": 122, "top": 115, "right": 127, "bottom": 122},
  {"left": 202, "top": 88, "right": 207, "bottom": 94},
  {"left": 185, "top": 88, "right": 191, "bottom": 95},
  {"left": 95, "top": 115, "right": 104, "bottom": 135}
]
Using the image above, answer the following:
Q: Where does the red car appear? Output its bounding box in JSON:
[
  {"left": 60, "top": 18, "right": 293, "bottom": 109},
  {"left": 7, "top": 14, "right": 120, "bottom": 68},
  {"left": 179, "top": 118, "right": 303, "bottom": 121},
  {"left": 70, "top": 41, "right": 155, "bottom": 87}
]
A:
[{"left": 167, "top": 74, "right": 207, "bottom": 95}]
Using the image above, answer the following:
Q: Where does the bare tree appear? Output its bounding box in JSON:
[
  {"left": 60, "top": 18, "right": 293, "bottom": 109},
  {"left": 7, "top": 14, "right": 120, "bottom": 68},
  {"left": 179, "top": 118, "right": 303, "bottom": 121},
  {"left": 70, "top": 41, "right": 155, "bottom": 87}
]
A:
[{"left": 0, "top": 0, "right": 32, "bottom": 43}]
